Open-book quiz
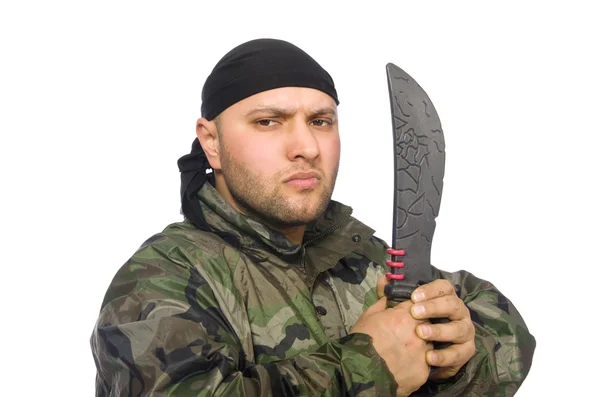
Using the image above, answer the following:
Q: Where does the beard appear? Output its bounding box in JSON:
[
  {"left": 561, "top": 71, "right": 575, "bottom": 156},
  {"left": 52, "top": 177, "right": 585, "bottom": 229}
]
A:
[{"left": 218, "top": 145, "right": 338, "bottom": 229}]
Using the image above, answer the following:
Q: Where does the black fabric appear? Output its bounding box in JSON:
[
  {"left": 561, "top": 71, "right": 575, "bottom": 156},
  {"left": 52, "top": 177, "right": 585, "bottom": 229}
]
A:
[
  {"left": 177, "top": 137, "right": 214, "bottom": 232},
  {"left": 177, "top": 38, "right": 339, "bottom": 233},
  {"left": 200, "top": 38, "right": 339, "bottom": 121}
]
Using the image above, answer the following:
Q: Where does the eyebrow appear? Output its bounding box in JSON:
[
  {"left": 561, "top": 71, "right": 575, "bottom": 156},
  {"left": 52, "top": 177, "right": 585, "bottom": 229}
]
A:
[{"left": 244, "top": 105, "right": 337, "bottom": 120}]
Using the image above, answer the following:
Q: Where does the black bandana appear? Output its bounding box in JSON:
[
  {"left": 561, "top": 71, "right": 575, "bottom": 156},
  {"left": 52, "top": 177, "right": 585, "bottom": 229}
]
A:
[
  {"left": 201, "top": 38, "right": 338, "bottom": 120},
  {"left": 177, "top": 38, "right": 339, "bottom": 233}
]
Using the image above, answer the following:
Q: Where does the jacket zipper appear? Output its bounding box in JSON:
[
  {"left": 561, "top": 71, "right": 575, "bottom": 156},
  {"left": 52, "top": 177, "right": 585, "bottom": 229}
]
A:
[
  {"left": 298, "top": 212, "right": 352, "bottom": 267},
  {"left": 302, "top": 212, "right": 352, "bottom": 247}
]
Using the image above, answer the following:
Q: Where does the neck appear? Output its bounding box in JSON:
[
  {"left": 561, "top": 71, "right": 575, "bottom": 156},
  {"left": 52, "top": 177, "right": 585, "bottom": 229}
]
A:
[{"left": 273, "top": 225, "right": 305, "bottom": 245}]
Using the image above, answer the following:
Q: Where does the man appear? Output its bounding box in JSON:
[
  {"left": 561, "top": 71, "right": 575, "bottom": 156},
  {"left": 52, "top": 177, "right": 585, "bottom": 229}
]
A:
[{"left": 90, "top": 38, "right": 535, "bottom": 396}]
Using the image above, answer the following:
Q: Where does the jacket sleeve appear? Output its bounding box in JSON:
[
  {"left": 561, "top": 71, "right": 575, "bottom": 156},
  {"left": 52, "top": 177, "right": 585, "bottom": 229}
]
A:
[
  {"left": 90, "top": 238, "right": 398, "bottom": 397},
  {"left": 413, "top": 267, "right": 536, "bottom": 397}
]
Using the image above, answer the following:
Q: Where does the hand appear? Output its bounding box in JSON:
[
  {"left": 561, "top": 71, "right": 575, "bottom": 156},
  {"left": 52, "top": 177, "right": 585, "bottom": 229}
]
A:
[
  {"left": 409, "top": 279, "right": 476, "bottom": 380},
  {"left": 350, "top": 296, "right": 433, "bottom": 397}
]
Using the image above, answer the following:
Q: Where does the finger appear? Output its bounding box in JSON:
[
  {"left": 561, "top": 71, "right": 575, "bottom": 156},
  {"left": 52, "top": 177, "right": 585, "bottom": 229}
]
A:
[
  {"left": 426, "top": 341, "right": 475, "bottom": 369},
  {"left": 390, "top": 298, "right": 416, "bottom": 312},
  {"left": 411, "top": 279, "right": 455, "bottom": 303},
  {"left": 429, "top": 365, "right": 462, "bottom": 381},
  {"left": 410, "top": 295, "right": 469, "bottom": 321},
  {"left": 416, "top": 320, "right": 474, "bottom": 343},
  {"left": 376, "top": 275, "right": 388, "bottom": 299}
]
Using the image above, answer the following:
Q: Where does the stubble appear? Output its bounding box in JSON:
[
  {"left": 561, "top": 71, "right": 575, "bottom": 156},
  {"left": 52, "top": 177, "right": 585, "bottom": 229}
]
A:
[{"left": 218, "top": 137, "right": 338, "bottom": 229}]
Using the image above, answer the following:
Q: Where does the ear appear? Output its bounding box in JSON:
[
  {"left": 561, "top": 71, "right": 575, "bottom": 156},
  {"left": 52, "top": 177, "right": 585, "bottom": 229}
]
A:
[{"left": 196, "top": 117, "right": 221, "bottom": 170}]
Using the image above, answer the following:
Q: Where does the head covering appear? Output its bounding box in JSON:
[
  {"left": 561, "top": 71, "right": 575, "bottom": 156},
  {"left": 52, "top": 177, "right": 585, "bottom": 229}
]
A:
[
  {"left": 177, "top": 38, "right": 339, "bottom": 232},
  {"left": 200, "top": 38, "right": 338, "bottom": 120}
]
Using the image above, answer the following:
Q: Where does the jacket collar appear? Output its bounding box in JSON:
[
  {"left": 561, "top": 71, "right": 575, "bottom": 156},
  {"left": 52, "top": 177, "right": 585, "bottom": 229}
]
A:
[{"left": 195, "top": 182, "right": 377, "bottom": 264}]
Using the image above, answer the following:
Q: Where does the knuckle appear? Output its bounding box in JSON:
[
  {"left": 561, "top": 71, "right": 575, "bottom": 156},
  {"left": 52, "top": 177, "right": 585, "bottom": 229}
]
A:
[
  {"left": 468, "top": 340, "right": 477, "bottom": 356},
  {"left": 452, "top": 349, "right": 461, "bottom": 364},
  {"left": 437, "top": 279, "right": 452, "bottom": 295},
  {"left": 446, "top": 367, "right": 460, "bottom": 378},
  {"left": 436, "top": 351, "right": 448, "bottom": 366},
  {"left": 468, "top": 321, "right": 475, "bottom": 336},
  {"left": 455, "top": 324, "right": 466, "bottom": 342},
  {"left": 452, "top": 298, "right": 463, "bottom": 315}
]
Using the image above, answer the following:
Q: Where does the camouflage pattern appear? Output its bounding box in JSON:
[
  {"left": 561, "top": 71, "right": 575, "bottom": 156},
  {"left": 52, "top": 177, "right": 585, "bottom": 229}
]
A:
[{"left": 90, "top": 182, "right": 535, "bottom": 396}]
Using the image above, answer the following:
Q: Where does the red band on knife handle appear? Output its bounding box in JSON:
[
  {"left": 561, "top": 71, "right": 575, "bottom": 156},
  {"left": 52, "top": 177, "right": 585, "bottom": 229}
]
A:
[
  {"left": 387, "top": 248, "right": 405, "bottom": 256},
  {"left": 386, "top": 261, "right": 404, "bottom": 268},
  {"left": 386, "top": 273, "right": 405, "bottom": 280},
  {"left": 386, "top": 248, "right": 406, "bottom": 281}
]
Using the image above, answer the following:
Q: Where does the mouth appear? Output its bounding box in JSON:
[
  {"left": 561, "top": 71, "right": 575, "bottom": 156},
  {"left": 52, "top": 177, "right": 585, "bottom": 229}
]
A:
[{"left": 283, "top": 171, "right": 321, "bottom": 189}]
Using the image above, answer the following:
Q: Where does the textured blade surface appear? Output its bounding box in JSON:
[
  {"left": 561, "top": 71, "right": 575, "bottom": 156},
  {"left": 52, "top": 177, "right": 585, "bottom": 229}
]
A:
[{"left": 385, "top": 63, "right": 446, "bottom": 300}]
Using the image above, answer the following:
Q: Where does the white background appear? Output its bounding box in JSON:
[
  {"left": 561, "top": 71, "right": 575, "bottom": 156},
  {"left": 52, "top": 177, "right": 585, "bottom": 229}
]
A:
[{"left": 1, "top": 1, "right": 598, "bottom": 395}]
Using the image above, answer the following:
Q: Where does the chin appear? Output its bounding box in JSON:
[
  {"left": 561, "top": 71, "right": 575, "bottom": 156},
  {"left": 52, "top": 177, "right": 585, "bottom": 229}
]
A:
[{"left": 293, "top": 202, "right": 328, "bottom": 221}]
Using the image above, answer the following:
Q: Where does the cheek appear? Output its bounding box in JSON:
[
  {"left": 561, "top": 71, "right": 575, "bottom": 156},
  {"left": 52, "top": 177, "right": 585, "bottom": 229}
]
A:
[
  {"left": 233, "top": 136, "right": 282, "bottom": 176},
  {"left": 320, "top": 135, "right": 341, "bottom": 170}
]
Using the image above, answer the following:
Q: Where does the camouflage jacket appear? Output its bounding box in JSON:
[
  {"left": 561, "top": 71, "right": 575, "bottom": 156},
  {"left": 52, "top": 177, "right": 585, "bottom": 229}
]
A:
[{"left": 90, "top": 182, "right": 535, "bottom": 396}]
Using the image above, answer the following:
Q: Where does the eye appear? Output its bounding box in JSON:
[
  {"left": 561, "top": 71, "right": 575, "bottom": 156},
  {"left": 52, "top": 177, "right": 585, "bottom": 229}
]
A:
[
  {"left": 310, "top": 119, "right": 331, "bottom": 127},
  {"left": 256, "top": 119, "right": 279, "bottom": 127}
]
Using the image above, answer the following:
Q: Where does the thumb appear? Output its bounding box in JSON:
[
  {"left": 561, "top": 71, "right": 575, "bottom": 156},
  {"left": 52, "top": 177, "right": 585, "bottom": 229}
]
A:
[{"left": 376, "top": 275, "right": 389, "bottom": 299}]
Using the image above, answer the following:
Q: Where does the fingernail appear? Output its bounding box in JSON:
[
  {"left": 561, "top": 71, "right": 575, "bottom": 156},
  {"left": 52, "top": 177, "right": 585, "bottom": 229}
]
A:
[
  {"left": 412, "top": 304, "right": 425, "bottom": 317},
  {"left": 413, "top": 291, "right": 425, "bottom": 302},
  {"left": 420, "top": 325, "right": 432, "bottom": 337},
  {"left": 429, "top": 351, "right": 438, "bottom": 364}
]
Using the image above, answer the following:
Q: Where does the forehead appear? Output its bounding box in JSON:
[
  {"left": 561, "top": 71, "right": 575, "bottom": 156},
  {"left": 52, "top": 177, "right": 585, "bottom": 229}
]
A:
[{"left": 228, "top": 87, "right": 337, "bottom": 115}]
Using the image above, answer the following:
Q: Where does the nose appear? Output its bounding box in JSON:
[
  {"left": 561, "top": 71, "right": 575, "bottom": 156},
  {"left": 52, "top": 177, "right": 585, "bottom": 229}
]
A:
[{"left": 286, "top": 119, "right": 320, "bottom": 162}]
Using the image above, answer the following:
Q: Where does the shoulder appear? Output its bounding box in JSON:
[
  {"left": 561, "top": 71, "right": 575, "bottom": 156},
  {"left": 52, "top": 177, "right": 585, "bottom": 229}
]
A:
[
  {"left": 128, "top": 219, "right": 239, "bottom": 269},
  {"left": 99, "top": 220, "right": 233, "bottom": 307}
]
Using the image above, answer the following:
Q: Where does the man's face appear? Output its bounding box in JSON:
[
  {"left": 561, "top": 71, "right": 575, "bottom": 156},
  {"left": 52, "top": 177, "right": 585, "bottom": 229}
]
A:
[{"left": 214, "top": 87, "right": 341, "bottom": 229}]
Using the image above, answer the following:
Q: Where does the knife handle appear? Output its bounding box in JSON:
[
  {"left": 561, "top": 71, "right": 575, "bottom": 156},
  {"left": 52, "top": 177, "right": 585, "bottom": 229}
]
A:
[
  {"left": 384, "top": 248, "right": 452, "bottom": 366},
  {"left": 384, "top": 248, "right": 416, "bottom": 306}
]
